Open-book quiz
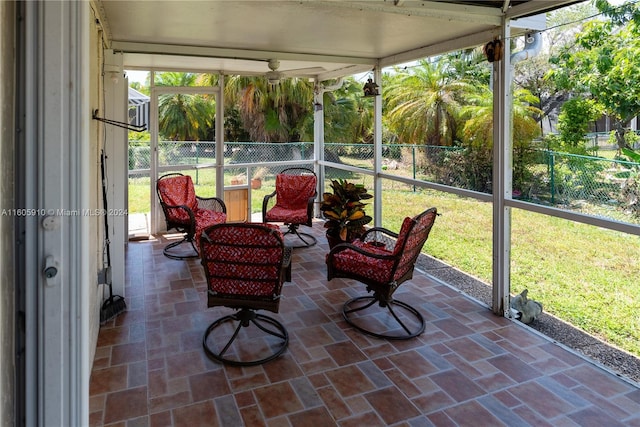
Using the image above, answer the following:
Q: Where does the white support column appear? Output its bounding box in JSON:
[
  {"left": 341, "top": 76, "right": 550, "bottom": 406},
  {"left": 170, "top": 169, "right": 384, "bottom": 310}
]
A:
[
  {"left": 314, "top": 82, "right": 325, "bottom": 208},
  {"left": 492, "top": 18, "right": 512, "bottom": 316},
  {"left": 373, "top": 66, "right": 383, "bottom": 227},
  {"left": 24, "top": 1, "right": 90, "bottom": 424},
  {"left": 150, "top": 72, "right": 160, "bottom": 232},
  {"left": 216, "top": 74, "right": 225, "bottom": 198}
]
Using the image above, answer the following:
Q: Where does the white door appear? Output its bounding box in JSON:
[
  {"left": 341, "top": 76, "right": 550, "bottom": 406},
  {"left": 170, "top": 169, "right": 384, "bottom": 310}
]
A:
[{"left": 22, "top": 2, "right": 91, "bottom": 425}]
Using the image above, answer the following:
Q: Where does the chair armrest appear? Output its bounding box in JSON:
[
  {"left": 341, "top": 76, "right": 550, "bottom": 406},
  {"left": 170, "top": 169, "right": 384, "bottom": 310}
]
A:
[
  {"left": 161, "top": 203, "right": 197, "bottom": 236},
  {"left": 362, "top": 227, "right": 399, "bottom": 239},
  {"left": 327, "top": 241, "right": 395, "bottom": 261},
  {"left": 162, "top": 203, "right": 196, "bottom": 223},
  {"left": 281, "top": 246, "right": 292, "bottom": 283},
  {"left": 196, "top": 196, "right": 227, "bottom": 213},
  {"left": 305, "top": 194, "right": 316, "bottom": 226},
  {"left": 360, "top": 227, "right": 399, "bottom": 251},
  {"left": 261, "top": 190, "right": 277, "bottom": 221}
]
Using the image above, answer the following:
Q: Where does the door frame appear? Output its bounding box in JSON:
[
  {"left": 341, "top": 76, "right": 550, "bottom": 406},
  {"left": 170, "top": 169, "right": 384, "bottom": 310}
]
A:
[
  {"left": 22, "top": 2, "right": 91, "bottom": 425},
  {"left": 149, "top": 82, "right": 221, "bottom": 233}
]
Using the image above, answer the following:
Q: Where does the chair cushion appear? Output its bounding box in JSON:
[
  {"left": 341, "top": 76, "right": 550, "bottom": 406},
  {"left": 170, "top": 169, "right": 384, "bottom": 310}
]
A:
[
  {"left": 393, "top": 212, "right": 435, "bottom": 281},
  {"left": 274, "top": 174, "right": 316, "bottom": 210},
  {"left": 200, "top": 225, "right": 285, "bottom": 296},
  {"left": 194, "top": 210, "right": 227, "bottom": 246},
  {"left": 203, "top": 223, "right": 283, "bottom": 247},
  {"left": 331, "top": 240, "right": 394, "bottom": 285},
  {"left": 158, "top": 175, "right": 198, "bottom": 222},
  {"left": 207, "top": 277, "right": 279, "bottom": 297},
  {"left": 264, "top": 205, "right": 309, "bottom": 224},
  {"left": 392, "top": 216, "right": 414, "bottom": 256},
  {"left": 204, "top": 254, "right": 281, "bottom": 296}
]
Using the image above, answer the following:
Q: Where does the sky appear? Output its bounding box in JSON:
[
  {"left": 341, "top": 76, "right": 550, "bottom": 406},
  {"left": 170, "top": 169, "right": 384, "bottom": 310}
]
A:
[{"left": 126, "top": 70, "right": 148, "bottom": 84}]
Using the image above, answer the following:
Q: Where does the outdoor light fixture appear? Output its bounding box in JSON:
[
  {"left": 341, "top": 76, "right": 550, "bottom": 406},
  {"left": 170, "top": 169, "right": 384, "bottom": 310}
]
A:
[
  {"left": 483, "top": 38, "right": 503, "bottom": 63},
  {"left": 108, "top": 71, "right": 120, "bottom": 84},
  {"left": 362, "top": 78, "right": 379, "bottom": 97}
]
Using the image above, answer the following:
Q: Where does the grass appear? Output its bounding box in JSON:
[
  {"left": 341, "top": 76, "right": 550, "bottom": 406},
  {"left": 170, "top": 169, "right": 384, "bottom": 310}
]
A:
[
  {"left": 131, "top": 169, "right": 640, "bottom": 357},
  {"left": 380, "top": 187, "right": 640, "bottom": 356},
  {"left": 128, "top": 176, "right": 153, "bottom": 213},
  {"left": 593, "top": 148, "right": 619, "bottom": 160}
]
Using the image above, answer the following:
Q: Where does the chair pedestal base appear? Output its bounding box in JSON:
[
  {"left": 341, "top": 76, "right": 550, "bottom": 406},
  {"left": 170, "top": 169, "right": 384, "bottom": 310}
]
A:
[
  {"left": 282, "top": 224, "right": 317, "bottom": 248},
  {"left": 342, "top": 296, "right": 425, "bottom": 340},
  {"left": 163, "top": 235, "right": 198, "bottom": 260},
  {"left": 202, "top": 309, "right": 289, "bottom": 366}
]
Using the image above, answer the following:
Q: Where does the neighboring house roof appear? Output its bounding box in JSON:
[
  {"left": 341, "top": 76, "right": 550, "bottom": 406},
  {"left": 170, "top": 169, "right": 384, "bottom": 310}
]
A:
[{"left": 128, "top": 87, "right": 149, "bottom": 106}]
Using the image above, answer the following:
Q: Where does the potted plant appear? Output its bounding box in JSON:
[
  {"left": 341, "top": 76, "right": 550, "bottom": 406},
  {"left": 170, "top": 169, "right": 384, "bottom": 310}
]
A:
[
  {"left": 320, "top": 179, "right": 373, "bottom": 247},
  {"left": 230, "top": 173, "right": 246, "bottom": 186},
  {"left": 251, "top": 167, "right": 268, "bottom": 189}
]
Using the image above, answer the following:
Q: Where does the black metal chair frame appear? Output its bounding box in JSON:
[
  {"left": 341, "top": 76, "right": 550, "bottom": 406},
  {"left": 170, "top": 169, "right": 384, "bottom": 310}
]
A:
[
  {"left": 200, "top": 223, "right": 292, "bottom": 366},
  {"left": 202, "top": 309, "right": 289, "bottom": 367},
  {"left": 262, "top": 167, "right": 318, "bottom": 248},
  {"left": 327, "top": 208, "right": 438, "bottom": 340},
  {"left": 156, "top": 173, "right": 226, "bottom": 260}
]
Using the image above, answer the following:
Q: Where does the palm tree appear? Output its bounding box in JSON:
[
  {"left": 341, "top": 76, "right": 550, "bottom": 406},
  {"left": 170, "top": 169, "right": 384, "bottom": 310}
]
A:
[
  {"left": 460, "top": 86, "right": 542, "bottom": 192},
  {"left": 320, "top": 78, "right": 374, "bottom": 144},
  {"left": 224, "top": 75, "right": 314, "bottom": 142},
  {"left": 384, "top": 59, "right": 471, "bottom": 146},
  {"left": 461, "top": 87, "right": 542, "bottom": 147},
  {"left": 442, "top": 48, "right": 490, "bottom": 86},
  {"left": 155, "top": 72, "right": 215, "bottom": 141}
]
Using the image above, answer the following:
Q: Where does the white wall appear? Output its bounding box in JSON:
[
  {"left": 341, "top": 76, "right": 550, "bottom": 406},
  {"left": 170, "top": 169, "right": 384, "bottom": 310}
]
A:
[
  {"left": 102, "top": 49, "right": 127, "bottom": 300},
  {"left": 87, "top": 8, "right": 102, "bottom": 372},
  {"left": 87, "top": 10, "right": 128, "bottom": 374}
]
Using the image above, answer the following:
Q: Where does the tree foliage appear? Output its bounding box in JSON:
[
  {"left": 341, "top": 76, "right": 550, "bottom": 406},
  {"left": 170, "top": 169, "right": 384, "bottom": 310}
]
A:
[
  {"left": 384, "top": 59, "right": 471, "bottom": 146},
  {"left": 458, "top": 87, "right": 542, "bottom": 192},
  {"left": 224, "top": 76, "right": 314, "bottom": 142},
  {"left": 319, "top": 78, "right": 374, "bottom": 144},
  {"left": 549, "top": 0, "right": 640, "bottom": 150},
  {"left": 556, "top": 98, "right": 601, "bottom": 153},
  {"left": 513, "top": 2, "right": 597, "bottom": 136},
  {"left": 155, "top": 72, "right": 215, "bottom": 141}
]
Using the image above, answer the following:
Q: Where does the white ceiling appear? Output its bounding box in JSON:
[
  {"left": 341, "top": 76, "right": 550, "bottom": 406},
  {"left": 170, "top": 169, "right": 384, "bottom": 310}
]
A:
[{"left": 94, "top": 0, "right": 582, "bottom": 80}]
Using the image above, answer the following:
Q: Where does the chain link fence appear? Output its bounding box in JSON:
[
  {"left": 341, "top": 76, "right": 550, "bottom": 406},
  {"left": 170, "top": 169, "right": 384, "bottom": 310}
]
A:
[
  {"left": 585, "top": 131, "right": 640, "bottom": 153},
  {"left": 130, "top": 141, "right": 315, "bottom": 170},
  {"left": 535, "top": 151, "right": 640, "bottom": 221},
  {"left": 129, "top": 140, "right": 640, "bottom": 223}
]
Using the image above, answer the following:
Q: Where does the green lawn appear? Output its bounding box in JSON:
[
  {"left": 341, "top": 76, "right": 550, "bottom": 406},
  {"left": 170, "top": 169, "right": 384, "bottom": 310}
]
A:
[
  {"left": 380, "top": 187, "right": 640, "bottom": 356},
  {"left": 593, "top": 148, "right": 619, "bottom": 160},
  {"left": 131, "top": 170, "right": 640, "bottom": 357}
]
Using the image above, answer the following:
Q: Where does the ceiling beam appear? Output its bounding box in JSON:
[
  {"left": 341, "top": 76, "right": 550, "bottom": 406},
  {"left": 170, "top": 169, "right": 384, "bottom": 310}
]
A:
[
  {"left": 380, "top": 28, "right": 501, "bottom": 67},
  {"left": 317, "top": 64, "right": 374, "bottom": 81},
  {"left": 123, "top": 64, "right": 375, "bottom": 82},
  {"left": 90, "top": 0, "right": 112, "bottom": 48},
  {"left": 378, "top": 10, "right": 547, "bottom": 67},
  {"left": 110, "top": 41, "right": 377, "bottom": 66},
  {"left": 314, "top": 0, "right": 503, "bottom": 25},
  {"left": 506, "top": 0, "right": 583, "bottom": 19}
]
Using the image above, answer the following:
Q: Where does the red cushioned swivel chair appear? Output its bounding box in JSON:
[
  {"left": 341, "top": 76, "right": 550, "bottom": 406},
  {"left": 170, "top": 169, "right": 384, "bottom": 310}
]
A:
[
  {"left": 262, "top": 167, "right": 317, "bottom": 247},
  {"left": 200, "top": 223, "right": 291, "bottom": 366},
  {"left": 156, "top": 173, "right": 227, "bottom": 260},
  {"left": 326, "top": 207, "right": 438, "bottom": 340}
]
